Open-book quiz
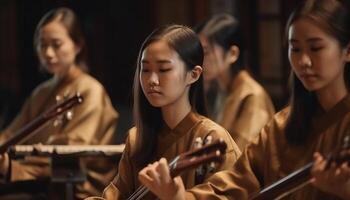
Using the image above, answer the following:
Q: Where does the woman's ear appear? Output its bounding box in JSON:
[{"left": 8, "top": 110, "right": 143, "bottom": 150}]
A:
[
  {"left": 226, "top": 45, "right": 240, "bottom": 64},
  {"left": 345, "top": 42, "right": 350, "bottom": 62},
  {"left": 187, "top": 65, "right": 203, "bottom": 84},
  {"left": 74, "top": 43, "right": 82, "bottom": 55}
]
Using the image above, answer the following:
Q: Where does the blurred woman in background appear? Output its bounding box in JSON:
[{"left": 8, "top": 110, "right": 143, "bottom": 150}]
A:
[
  {"left": 195, "top": 14, "right": 275, "bottom": 150},
  {"left": 0, "top": 7, "right": 118, "bottom": 199}
]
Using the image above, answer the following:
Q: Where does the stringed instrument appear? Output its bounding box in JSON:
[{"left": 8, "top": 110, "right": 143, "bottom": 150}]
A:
[
  {"left": 249, "top": 135, "right": 350, "bottom": 200},
  {"left": 0, "top": 94, "right": 83, "bottom": 154},
  {"left": 126, "top": 138, "right": 228, "bottom": 200}
]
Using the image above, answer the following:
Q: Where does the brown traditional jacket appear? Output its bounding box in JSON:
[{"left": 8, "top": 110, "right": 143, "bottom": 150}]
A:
[
  {"left": 98, "top": 111, "right": 241, "bottom": 200},
  {"left": 185, "top": 94, "right": 350, "bottom": 200},
  {"left": 217, "top": 70, "right": 275, "bottom": 150},
  {"left": 0, "top": 72, "right": 119, "bottom": 198}
]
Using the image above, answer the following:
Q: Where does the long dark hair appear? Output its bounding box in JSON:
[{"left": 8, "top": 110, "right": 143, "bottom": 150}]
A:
[
  {"left": 285, "top": 0, "right": 350, "bottom": 145},
  {"left": 34, "top": 7, "right": 88, "bottom": 71},
  {"left": 132, "top": 25, "right": 207, "bottom": 167},
  {"left": 195, "top": 14, "right": 244, "bottom": 75}
]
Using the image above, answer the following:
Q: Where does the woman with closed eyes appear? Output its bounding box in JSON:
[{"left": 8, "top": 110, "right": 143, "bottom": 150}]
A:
[
  {"left": 87, "top": 24, "right": 241, "bottom": 200},
  {"left": 0, "top": 7, "right": 118, "bottom": 199}
]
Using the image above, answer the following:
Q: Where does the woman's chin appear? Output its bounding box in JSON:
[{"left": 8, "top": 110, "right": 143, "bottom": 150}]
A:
[
  {"left": 45, "top": 65, "right": 59, "bottom": 73},
  {"left": 148, "top": 101, "right": 163, "bottom": 108},
  {"left": 147, "top": 99, "right": 165, "bottom": 108},
  {"left": 45, "top": 65, "right": 69, "bottom": 77},
  {"left": 302, "top": 83, "right": 319, "bottom": 92}
]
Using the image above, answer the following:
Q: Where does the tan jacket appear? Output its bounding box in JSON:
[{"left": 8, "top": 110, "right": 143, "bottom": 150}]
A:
[
  {"left": 95, "top": 111, "right": 241, "bottom": 200},
  {"left": 218, "top": 70, "right": 275, "bottom": 150},
  {"left": 0, "top": 73, "right": 118, "bottom": 198},
  {"left": 185, "top": 94, "right": 350, "bottom": 200}
]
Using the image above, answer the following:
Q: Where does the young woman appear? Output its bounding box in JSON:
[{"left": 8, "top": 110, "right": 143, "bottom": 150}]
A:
[
  {"left": 89, "top": 25, "right": 241, "bottom": 200},
  {"left": 0, "top": 7, "right": 118, "bottom": 199},
  {"left": 196, "top": 14, "right": 275, "bottom": 150},
  {"left": 139, "top": 0, "right": 350, "bottom": 199}
]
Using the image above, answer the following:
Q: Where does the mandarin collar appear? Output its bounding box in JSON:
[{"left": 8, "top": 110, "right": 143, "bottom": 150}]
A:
[{"left": 311, "top": 93, "right": 350, "bottom": 134}]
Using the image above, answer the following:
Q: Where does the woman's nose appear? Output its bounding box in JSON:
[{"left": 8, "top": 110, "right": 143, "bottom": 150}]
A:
[
  {"left": 298, "top": 53, "right": 312, "bottom": 68},
  {"left": 44, "top": 46, "right": 55, "bottom": 58},
  {"left": 148, "top": 72, "right": 159, "bottom": 86}
]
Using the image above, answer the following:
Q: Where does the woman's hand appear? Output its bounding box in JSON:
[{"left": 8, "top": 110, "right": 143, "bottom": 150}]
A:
[
  {"left": 311, "top": 152, "right": 350, "bottom": 199},
  {"left": 0, "top": 153, "right": 9, "bottom": 176},
  {"left": 138, "top": 158, "right": 186, "bottom": 200}
]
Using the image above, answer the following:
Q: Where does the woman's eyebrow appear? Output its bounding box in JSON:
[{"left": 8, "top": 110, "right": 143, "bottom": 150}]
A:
[{"left": 155, "top": 59, "right": 172, "bottom": 64}]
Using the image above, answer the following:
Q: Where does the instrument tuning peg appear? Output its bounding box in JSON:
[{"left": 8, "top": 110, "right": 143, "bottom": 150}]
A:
[
  {"left": 204, "top": 135, "right": 213, "bottom": 145},
  {"left": 204, "top": 135, "right": 216, "bottom": 172},
  {"left": 65, "top": 111, "right": 74, "bottom": 120},
  {"left": 53, "top": 116, "right": 63, "bottom": 127},
  {"left": 194, "top": 137, "right": 204, "bottom": 180},
  {"left": 56, "top": 95, "right": 62, "bottom": 102},
  {"left": 53, "top": 93, "right": 75, "bottom": 127},
  {"left": 194, "top": 137, "right": 203, "bottom": 148},
  {"left": 343, "top": 135, "right": 350, "bottom": 148}
]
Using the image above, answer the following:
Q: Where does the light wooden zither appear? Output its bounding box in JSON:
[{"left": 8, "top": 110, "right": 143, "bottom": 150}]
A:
[{"left": 9, "top": 144, "right": 125, "bottom": 157}]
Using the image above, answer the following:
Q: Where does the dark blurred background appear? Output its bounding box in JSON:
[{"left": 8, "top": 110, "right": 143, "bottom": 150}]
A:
[{"left": 0, "top": 0, "right": 303, "bottom": 140}]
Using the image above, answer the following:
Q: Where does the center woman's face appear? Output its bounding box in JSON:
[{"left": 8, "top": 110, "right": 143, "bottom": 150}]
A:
[{"left": 140, "top": 40, "right": 191, "bottom": 108}]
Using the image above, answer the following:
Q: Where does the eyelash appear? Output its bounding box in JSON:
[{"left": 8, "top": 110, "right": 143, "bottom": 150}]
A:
[
  {"left": 159, "top": 68, "right": 171, "bottom": 72},
  {"left": 39, "top": 42, "right": 62, "bottom": 50},
  {"left": 290, "top": 47, "right": 323, "bottom": 52},
  {"left": 310, "top": 47, "right": 323, "bottom": 51},
  {"left": 53, "top": 43, "right": 62, "bottom": 48},
  {"left": 141, "top": 67, "right": 171, "bottom": 73},
  {"left": 290, "top": 48, "right": 300, "bottom": 52}
]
